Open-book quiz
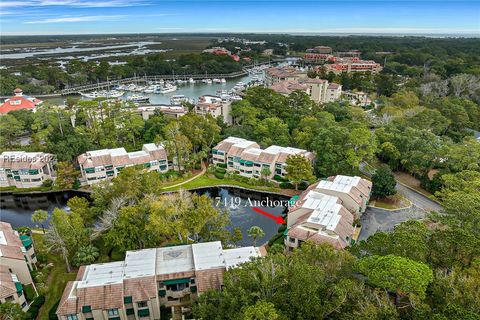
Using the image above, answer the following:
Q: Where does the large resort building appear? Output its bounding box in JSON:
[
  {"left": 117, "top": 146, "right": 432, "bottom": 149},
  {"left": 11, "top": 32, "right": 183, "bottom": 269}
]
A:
[
  {"left": 0, "top": 151, "right": 56, "bottom": 188},
  {"left": 265, "top": 66, "right": 342, "bottom": 104},
  {"left": 78, "top": 144, "right": 168, "bottom": 185},
  {"left": 56, "top": 241, "right": 263, "bottom": 320},
  {"left": 194, "top": 95, "right": 233, "bottom": 124},
  {"left": 303, "top": 46, "right": 382, "bottom": 74},
  {"left": 269, "top": 78, "right": 342, "bottom": 104},
  {"left": 285, "top": 175, "right": 372, "bottom": 250},
  {"left": 212, "top": 137, "right": 314, "bottom": 180},
  {"left": 0, "top": 222, "right": 37, "bottom": 311}
]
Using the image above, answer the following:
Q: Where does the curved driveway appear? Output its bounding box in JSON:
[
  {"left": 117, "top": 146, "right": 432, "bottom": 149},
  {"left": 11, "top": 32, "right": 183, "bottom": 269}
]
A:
[{"left": 358, "top": 183, "right": 443, "bottom": 241}]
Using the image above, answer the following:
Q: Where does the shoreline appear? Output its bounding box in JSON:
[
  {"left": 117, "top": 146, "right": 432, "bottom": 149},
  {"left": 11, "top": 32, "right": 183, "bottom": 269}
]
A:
[{"left": 0, "top": 184, "right": 295, "bottom": 198}]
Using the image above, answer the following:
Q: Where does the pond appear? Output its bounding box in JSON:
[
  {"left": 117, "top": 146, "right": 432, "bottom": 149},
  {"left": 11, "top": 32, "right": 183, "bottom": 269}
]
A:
[{"left": 0, "top": 187, "right": 289, "bottom": 246}]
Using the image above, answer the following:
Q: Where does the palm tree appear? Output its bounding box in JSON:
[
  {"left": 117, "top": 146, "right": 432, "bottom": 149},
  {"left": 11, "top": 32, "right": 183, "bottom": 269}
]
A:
[
  {"left": 31, "top": 209, "right": 48, "bottom": 234},
  {"left": 247, "top": 226, "right": 265, "bottom": 247},
  {"left": 260, "top": 168, "right": 271, "bottom": 186}
]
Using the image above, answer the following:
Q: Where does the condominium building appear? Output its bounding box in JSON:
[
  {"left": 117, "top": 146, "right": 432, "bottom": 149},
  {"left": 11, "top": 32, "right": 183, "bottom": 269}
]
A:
[
  {"left": 56, "top": 241, "right": 264, "bottom": 320},
  {"left": 0, "top": 265, "right": 29, "bottom": 311},
  {"left": 212, "top": 137, "right": 314, "bottom": 179},
  {"left": 0, "top": 222, "right": 36, "bottom": 311},
  {"left": 285, "top": 175, "right": 372, "bottom": 250},
  {"left": 137, "top": 105, "right": 188, "bottom": 120},
  {"left": 323, "top": 57, "right": 382, "bottom": 74},
  {"left": 77, "top": 144, "right": 168, "bottom": 185},
  {"left": 195, "top": 95, "right": 232, "bottom": 124},
  {"left": 306, "top": 46, "right": 333, "bottom": 54},
  {"left": 265, "top": 66, "right": 307, "bottom": 86},
  {"left": 269, "top": 78, "right": 342, "bottom": 104},
  {"left": 343, "top": 91, "right": 372, "bottom": 107},
  {"left": 0, "top": 151, "right": 56, "bottom": 188}
]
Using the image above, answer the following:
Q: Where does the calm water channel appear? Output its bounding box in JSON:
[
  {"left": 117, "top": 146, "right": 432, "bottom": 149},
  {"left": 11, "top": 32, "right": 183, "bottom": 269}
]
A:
[{"left": 0, "top": 187, "right": 288, "bottom": 246}]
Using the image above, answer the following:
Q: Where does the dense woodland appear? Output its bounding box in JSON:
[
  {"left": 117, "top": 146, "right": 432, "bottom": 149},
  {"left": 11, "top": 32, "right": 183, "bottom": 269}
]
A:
[{"left": 0, "top": 35, "right": 479, "bottom": 319}]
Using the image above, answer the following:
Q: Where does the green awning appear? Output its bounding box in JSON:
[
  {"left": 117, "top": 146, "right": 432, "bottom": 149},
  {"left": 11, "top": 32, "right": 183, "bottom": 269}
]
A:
[
  {"left": 163, "top": 278, "right": 190, "bottom": 285},
  {"left": 82, "top": 305, "right": 91, "bottom": 313},
  {"left": 20, "top": 236, "right": 32, "bottom": 248},
  {"left": 15, "top": 282, "right": 23, "bottom": 293},
  {"left": 138, "top": 309, "right": 150, "bottom": 317},
  {"left": 288, "top": 195, "right": 299, "bottom": 207}
]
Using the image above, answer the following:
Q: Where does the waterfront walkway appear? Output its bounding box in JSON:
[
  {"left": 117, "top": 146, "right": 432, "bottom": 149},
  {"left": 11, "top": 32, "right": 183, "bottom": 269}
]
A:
[{"left": 162, "top": 164, "right": 207, "bottom": 190}]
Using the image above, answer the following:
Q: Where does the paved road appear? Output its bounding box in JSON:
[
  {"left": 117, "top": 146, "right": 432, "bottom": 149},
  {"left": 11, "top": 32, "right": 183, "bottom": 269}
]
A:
[
  {"left": 359, "top": 205, "right": 428, "bottom": 240},
  {"left": 395, "top": 183, "right": 442, "bottom": 212}
]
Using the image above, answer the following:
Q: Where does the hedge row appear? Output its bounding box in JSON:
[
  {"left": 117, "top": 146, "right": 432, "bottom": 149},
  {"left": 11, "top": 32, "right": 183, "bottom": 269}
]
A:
[
  {"left": 49, "top": 300, "right": 61, "bottom": 320},
  {"left": 215, "top": 171, "right": 225, "bottom": 179},
  {"left": 217, "top": 163, "right": 227, "bottom": 169},
  {"left": 26, "top": 295, "right": 45, "bottom": 319},
  {"left": 273, "top": 175, "right": 288, "bottom": 182},
  {"left": 216, "top": 167, "right": 226, "bottom": 174},
  {"left": 279, "top": 182, "right": 294, "bottom": 189}
]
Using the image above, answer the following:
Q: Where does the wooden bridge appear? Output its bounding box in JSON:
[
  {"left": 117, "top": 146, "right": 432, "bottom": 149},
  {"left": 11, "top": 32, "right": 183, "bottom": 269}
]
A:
[{"left": 60, "top": 60, "right": 279, "bottom": 96}]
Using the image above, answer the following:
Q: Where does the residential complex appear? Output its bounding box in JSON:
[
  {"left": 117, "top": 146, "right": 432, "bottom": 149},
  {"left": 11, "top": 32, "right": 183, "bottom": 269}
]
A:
[
  {"left": 303, "top": 46, "right": 382, "bottom": 74},
  {"left": 269, "top": 78, "right": 342, "bottom": 104},
  {"left": 0, "top": 151, "right": 56, "bottom": 188},
  {"left": 0, "top": 88, "right": 43, "bottom": 114},
  {"left": 285, "top": 175, "right": 372, "bottom": 250},
  {"left": 0, "top": 222, "right": 37, "bottom": 311},
  {"left": 195, "top": 95, "right": 233, "bottom": 124},
  {"left": 323, "top": 57, "right": 383, "bottom": 74},
  {"left": 212, "top": 137, "right": 314, "bottom": 179},
  {"left": 137, "top": 105, "right": 188, "bottom": 120},
  {"left": 56, "top": 241, "right": 263, "bottom": 320},
  {"left": 77, "top": 144, "right": 168, "bottom": 185},
  {"left": 343, "top": 91, "right": 372, "bottom": 107},
  {"left": 265, "top": 66, "right": 307, "bottom": 86}
]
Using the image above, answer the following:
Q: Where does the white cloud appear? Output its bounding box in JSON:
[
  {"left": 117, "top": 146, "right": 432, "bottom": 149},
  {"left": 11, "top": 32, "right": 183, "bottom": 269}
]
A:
[
  {"left": 25, "top": 15, "right": 126, "bottom": 23},
  {"left": 1, "top": 0, "right": 148, "bottom": 8}
]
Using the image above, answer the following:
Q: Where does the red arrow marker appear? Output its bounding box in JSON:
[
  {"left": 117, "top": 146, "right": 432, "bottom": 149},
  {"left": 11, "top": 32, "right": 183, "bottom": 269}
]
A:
[{"left": 252, "top": 207, "right": 285, "bottom": 225}]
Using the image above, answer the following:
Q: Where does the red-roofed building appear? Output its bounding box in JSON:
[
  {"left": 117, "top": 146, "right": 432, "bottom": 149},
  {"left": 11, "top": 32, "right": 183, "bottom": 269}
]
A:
[{"left": 0, "top": 88, "right": 43, "bottom": 114}]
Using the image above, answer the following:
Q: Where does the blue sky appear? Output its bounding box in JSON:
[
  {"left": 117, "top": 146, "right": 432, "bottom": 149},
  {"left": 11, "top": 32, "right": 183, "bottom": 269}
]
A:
[{"left": 1, "top": 1, "right": 479, "bottom": 35}]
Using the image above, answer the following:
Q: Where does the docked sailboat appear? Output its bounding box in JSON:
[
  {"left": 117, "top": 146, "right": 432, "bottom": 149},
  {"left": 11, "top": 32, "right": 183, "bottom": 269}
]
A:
[
  {"left": 80, "top": 90, "right": 124, "bottom": 99},
  {"left": 188, "top": 78, "right": 195, "bottom": 84},
  {"left": 159, "top": 83, "right": 177, "bottom": 94}
]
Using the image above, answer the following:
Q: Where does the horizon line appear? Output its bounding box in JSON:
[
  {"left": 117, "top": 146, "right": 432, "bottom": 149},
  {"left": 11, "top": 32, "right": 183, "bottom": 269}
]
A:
[{"left": 2, "top": 31, "right": 479, "bottom": 38}]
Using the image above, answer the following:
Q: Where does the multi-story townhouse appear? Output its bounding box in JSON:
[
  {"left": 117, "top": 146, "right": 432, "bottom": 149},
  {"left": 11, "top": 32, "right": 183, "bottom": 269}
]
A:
[
  {"left": 56, "top": 241, "right": 264, "bottom": 320},
  {"left": 195, "top": 95, "right": 232, "bottom": 124},
  {"left": 269, "top": 78, "right": 342, "bottom": 104},
  {"left": 212, "top": 137, "right": 314, "bottom": 180},
  {"left": 323, "top": 57, "right": 383, "bottom": 74},
  {"left": 0, "top": 264, "right": 29, "bottom": 311},
  {"left": 285, "top": 175, "right": 372, "bottom": 250},
  {"left": 306, "top": 46, "right": 333, "bottom": 54},
  {"left": 315, "top": 175, "right": 372, "bottom": 217},
  {"left": 265, "top": 66, "right": 307, "bottom": 86},
  {"left": 0, "top": 151, "right": 56, "bottom": 188},
  {"left": 77, "top": 144, "right": 168, "bottom": 185},
  {"left": 343, "top": 91, "right": 372, "bottom": 107},
  {"left": 0, "top": 222, "right": 36, "bottom": 292},
  {"left": 137, "top": 105, "right": 188, "bottom": 120}
]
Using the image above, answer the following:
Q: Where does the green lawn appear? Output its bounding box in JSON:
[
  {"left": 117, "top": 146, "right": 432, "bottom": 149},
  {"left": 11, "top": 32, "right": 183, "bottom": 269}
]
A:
[
  {"left": 32, "top": 234, "right": 77, "bottom": 320},
  {"left": 161, "top": 174, "right": 283, "bottom": 193}
]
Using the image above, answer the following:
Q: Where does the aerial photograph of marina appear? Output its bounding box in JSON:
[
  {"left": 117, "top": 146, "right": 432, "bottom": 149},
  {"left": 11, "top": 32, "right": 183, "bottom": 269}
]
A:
[{"left": 0, "top": 1, "right": 479, "bottom": 319}]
